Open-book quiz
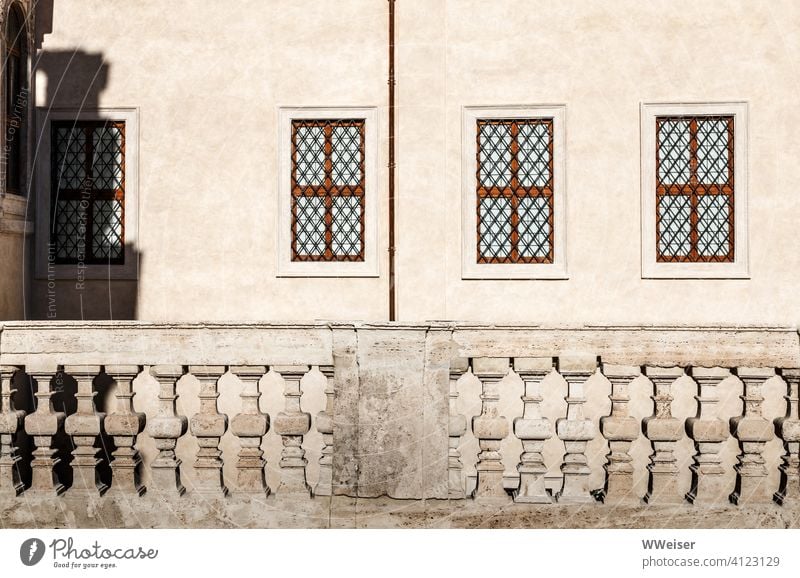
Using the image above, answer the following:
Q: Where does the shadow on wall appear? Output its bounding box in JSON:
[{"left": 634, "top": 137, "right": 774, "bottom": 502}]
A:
[
  {"left": 29, "top": 244, "right": 142, "bottom": 321},
  {"left": 30, "top": 42, "right": 142, "bottom": 319}
]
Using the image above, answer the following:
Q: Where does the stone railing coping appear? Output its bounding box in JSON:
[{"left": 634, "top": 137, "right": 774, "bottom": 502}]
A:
[{"left": 1, "top": 323, "right": 799, "bottom": 369}]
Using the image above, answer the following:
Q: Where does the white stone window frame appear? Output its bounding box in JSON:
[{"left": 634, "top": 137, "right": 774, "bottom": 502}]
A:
[
  {"left": 641, "top": 102, "right": 749, "bottom": 279},
  {"left": 461, "top": 105, "right": 568, "bottom": 280},
  {"left": 276, "top": 106, "right": 379, "bottom": 278},
  {"left": 34, "top": 107, "right": 140, "bottom": 280}
]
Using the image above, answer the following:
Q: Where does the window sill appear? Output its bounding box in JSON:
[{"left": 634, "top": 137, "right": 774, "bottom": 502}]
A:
[
  {"left": 276, "top": 260, "right": 379, "bottom": 278},
  {"left": 34, "top": 261, "right": 139, "bottom": 281},
  {"left": 642, "top": 261, "right": 750, "bottom": 279},
  {"left": 462, "top": 261, "right": 568, "bottom": 280}
]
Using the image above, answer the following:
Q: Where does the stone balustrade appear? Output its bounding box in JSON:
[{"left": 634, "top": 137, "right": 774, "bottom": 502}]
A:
[{"left": 0, "top": 322, "right": 799, "bottom": 527}]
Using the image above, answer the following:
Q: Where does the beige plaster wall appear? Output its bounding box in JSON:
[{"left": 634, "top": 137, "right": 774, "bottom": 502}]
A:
[
  {"left": 32, "top": 0, "right": 800, "bottom": 324},
  {"left": 33, "top": 0, "right": 389, "bottom": 321}
]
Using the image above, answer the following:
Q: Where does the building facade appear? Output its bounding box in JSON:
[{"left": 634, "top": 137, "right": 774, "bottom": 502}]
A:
[{"left": 0, "top": 1, "right": 799, "bottom": 528}]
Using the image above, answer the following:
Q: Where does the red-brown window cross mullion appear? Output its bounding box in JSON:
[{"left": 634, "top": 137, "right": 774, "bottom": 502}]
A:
[
  {"left": 323, "top": 123, "right": 334, "bottom": 260},
  {"left": 509, "top": 121, "right": 520, "bottom": 261}
]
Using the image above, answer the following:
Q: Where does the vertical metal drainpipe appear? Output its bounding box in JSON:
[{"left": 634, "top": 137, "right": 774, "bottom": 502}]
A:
[{"left": 388, "top": 0, "right": 396, "bottom": 321}]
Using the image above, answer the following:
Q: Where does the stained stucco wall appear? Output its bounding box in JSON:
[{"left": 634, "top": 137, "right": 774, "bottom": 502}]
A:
[
  {"left": 0, "top": 232, "right": 26, "bottom": 318},
  {"left": 30, "top": 0, "right": 800, "bottom": 325}
]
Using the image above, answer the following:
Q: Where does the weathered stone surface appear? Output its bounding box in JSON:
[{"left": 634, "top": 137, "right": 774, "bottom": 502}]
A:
[
  {"left": 355, "top": 329, "right": 442, "bottom": 499},
  {"left": 453, "top": 327, "right": 800, "bottom": 368},
  {"left": 0, "top": 323, "right": 334, "bottom": 366},
  {"left": 422, "top": 329, "right": 454, "bottom": 499},
  {"left": 2, "top": 494, "right": 799, "bottom": 529},
  {"left": 331, "top": 328, "right": 359, "bottom": 496},
  {"left": 1, "top": 322, "right": 800, "bottom": 527}
]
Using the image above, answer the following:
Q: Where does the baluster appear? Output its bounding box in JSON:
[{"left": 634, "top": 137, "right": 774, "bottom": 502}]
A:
[
  {"left": 273, "top": 366, "right": 312, "bottom": 496},
  {"left": 555, "top": 355, "right": 597, "bottom": 503},
  {"left": 0, "top": 366, "right": 25, "bottom": 496},
  {"left": 229, "top": 366, "right": 270, "bottom": 496},
  {"left": 471, "top": 357, "right": 510, "bottom": 499},
  {"left": 730, "top": 367, "right": 775, "bottom": 505},
  {"left": 775, "top": 368, "right": 800, "bottom": 505},
  {"left": 188, "top": 366, "right": 228, "bottom": 496},
  {"left": 146, "top": 365, "right": 187, "bottom": 496},
  {"left": 24, "top": 367, "right": 65, "bottom": 495},
  {"left": 642, "top": 366, "right": 685, "bottom": 504},
  {"left": 686, "top": 367, "right": 730, "bottom": 504},
  {"left": 599, "top": 363, "right": 641, "bottom": 504},
  {"left": 447, "top": 357, "right": 469, "bottom": 499},
  {"left": 64, "top": 365, "right": 107, "bottom": 495},
  {"left": 104, "top": 365, "right": 146, "bottom": 496},
  {"left": 512, "top": 357, "right": 554, "bottom": 503},
  {"left": 315, "top": 365, "right": 335, "bottom": 497}
]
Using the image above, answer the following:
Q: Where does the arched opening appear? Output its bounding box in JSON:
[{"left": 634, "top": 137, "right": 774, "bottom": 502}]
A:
[{"left": 3, "top": 3, "right": 28, "bottom": 196}]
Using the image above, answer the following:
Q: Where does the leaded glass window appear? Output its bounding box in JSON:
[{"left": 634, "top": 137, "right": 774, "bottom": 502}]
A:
[
  {"left": 50, "top": 120, "right": 126, "bottom": 264},
  {"left": 291, "top": 119, "right": 365, "bottom": 261},
  {"left": 656, "top": 116, "right": 734, "bottom": 262},
  {"left": 476, "top": 118, "right": 554, "bottom": 263}
]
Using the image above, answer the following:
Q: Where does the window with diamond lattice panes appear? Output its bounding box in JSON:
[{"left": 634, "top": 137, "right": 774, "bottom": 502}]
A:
[
  {"left": 291, "top": 119, "right": 365, "bottom": 261},
  {"left": 476, "top": 119, "right": 554, "bottom": 264},
  {"left": 656, "top": 116, "right": 734, "bottom": 262},
  {"left": 51, "top": 121, "right": 125, "bottom": 264}
]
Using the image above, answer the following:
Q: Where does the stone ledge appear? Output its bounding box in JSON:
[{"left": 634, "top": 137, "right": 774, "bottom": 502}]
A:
[{"left": 2, "top": 495, "right": 798, "bottom": 529}]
